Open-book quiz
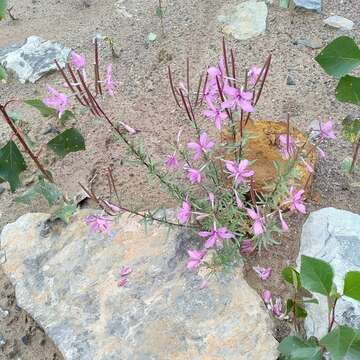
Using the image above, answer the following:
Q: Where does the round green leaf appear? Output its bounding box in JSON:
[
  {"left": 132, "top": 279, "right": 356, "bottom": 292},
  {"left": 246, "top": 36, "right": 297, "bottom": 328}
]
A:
[
  {"left": 336, "top": 75, "right": 360, "bottom": 106},
  {"left": 47, "top": 128, "right": 85, "bottom": 157},
  {"left": 344, "top": 271, "right": 360, "bottom": 302},
  {"left": 342, "top": 117, "right": 360, "bottom": 143},
  {"left": 282, "top": 266, "right": 301, "bottom": 290},
  {"left": 315, "top": 36, "right": 360, "bottom": 77},
  {"left": 300, "top": 255, "right": 334, "bottom": 296},
  {"left": 0, "top": 140, "right": 27, "bottom": 192}
]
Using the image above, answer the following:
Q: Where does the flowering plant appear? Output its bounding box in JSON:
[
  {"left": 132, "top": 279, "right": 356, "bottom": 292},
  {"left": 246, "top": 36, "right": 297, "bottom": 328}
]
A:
[
  {"left": 275, "top": 256, "right": 360, "bottom": 359},
  {"left": 0, "top": 38, "right": 335, "bottom": 271}
]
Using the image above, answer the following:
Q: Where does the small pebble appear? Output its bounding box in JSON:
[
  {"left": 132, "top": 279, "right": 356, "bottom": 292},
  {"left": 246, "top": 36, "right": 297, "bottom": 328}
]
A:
[
  {"left": 0, "top": 307, "right": 9, "bottom": 319},
  {"left": 286, "top": 75, "right": 296, "bottom": 85},
  {"left": 0, "top": 335, "right": 6, "bottom": 347},
  {"left": 21, "top": 335, "right": 31, "bottom": 346}
]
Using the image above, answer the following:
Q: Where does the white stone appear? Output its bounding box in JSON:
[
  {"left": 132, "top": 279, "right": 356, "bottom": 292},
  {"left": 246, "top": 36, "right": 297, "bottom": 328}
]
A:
[
  {"left": 0, "top": 36, "right": 71, "bottom": 83},
  {"left": 297, "top": 208, "right": 360, "bottom": 338},
  {"left": 1, "top": 211, "right": 278, "bottom": 360},
  {"left": 218, "top": 1, "right": 268, "bottom": 41},
  {"left": 324, "top": 16, "right": 354, "bottom": 31}
]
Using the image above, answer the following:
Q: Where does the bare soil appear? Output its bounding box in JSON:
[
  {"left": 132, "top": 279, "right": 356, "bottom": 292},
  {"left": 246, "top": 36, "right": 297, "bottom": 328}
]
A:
[{"left": 0, "top": 0, "right": 359, "bottom": 358}]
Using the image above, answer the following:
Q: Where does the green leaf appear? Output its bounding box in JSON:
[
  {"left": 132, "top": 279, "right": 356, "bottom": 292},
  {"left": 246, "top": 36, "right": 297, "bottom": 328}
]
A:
[
  {"left": 0, "top": 65, "right": 7, "bottom": 81},
  {"left": 59, "top": 110, "right": 74, "bottom": 125},
  {"left": 47, "top": 128, "right": 85, "bottom": 157},
  {"left": 7, "top": 111, "right": 18, "bottom": 123},
  {"left": 341, "top": 156, "right": 353, "bottom": 174},
  {"left": 342, "top": 117, "right": 360, "bottom": 143},
  {"left": 300, "top": 255, "right": 334, "bottom": 296},
  {"left": 282, "top": 266, "right": 301, "bottom": 290},
  {"left": 320, "top": 326, "right": 360, "bottom": 360},
  {"left": 24, "top": 99, "right": 56, "bottom": 117},
  {"left": 0, "top": 140, "right": 26, "bottom": 192},
  {"left": 336, "top": 75, "right": 360, "bottom": 106},
  {"left": 52, "top": 202, "right": 77, "bottom": 224},
  {"left": 155, "top": 6, "right": 163, "bottom": 17},
  {"left": 344, "top": 271, "right": 360, "bottom": 301},
  {"left": 301, "top": 298, "right": 319, "bottom": 305},
  {"left": 0, "top": 0, "right": 6, "bottom": 20},
  {"left": 286, "top": 299, "right": 308, "bottom": 319},
  {"left": 278, "top": 336, "right": 322, "bottom": 359},
  {"left": 315, "top": 36, "right": 360, "bottom": 77},
  {"left": 16, "top": 177, "right": 61, "bottom": 206}
]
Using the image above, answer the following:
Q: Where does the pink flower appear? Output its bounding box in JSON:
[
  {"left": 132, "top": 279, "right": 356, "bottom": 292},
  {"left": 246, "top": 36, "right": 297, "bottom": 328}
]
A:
[
  {"left": 177, "top": 200, "right": 191, "bottom": 224},
  {"left": 234, "top": 189, "right": 244, "bottom": 208},
  {"left": 272, "top": 298, "right": 284, "bottom": 318},
  {"left": 288, "top": 187, "right": 306, "bottom": 214},
  {"left": 185, "top": 166, "right": 202, "bottom": 184},
  {"left": 164, "top": 154, "right": 178, "bottom": 169},
  {"left": 262, "top": 290, "right": 272, "bottom": 304},
  {"left": 43, "top": 86, "right": 68, "bottom": 118},
  {"left": 71, "top": 51, "right": 86, "bottom": 71},
  {"left": 103, "top": 200, "right": 121, "bottom": 213},
  {"left": 253, "top": 266, "right": 272, "bottom": 280},
  {"left": 186, "top": 249, "right": 206, "bottom": 269},
  {"left": 119, "top": 266, "right": 132, "bottom": 277},
  {"left": 104, "top": 64, "right": 117, "bottom": 96},
  {"left": 200, "top": 279, "right": 208, "bottom": 289},
  {"left": 119, "top": 121, "right": 137, "bottom": 135},
  {"left": 118, "top": 277, "right": 128, "bottom": 287},
  {"left": 203, "top": 101, "right": 228, "bottom": 130},
  {"left": 240, "top": 239, "right": 254, "bottom": 255},
  {"left": 278, "top": 134, "right": 295, "bottom": 160},
  {"left": 246, "top": 207, "right": 265, "bottom": 236},
  {"left": 248, "top": 66, "right": 262, "bottom": 86},
  {"left": 199, "top": 225, "right": 234, "bottom": 248},
  {"left": 225, "top": 159, "right": 254, "bottom": 185},
  {"left": 222, "top": 86, "right": 254, "bottom": 113},
  {"left": 187, "top": 132, "right": 214, "bottom": 160},
  {"left": 319, "top": 119, "right": 336, "bottom": 140},
  {"left": 317, "top": 146, "right": 326, "bottom": 158},
  {"left": 278, "top": 210, "right": 289, "bottom": 232},
  {"left": 85, "top": 215, "right": 112, "bottom": 233}
]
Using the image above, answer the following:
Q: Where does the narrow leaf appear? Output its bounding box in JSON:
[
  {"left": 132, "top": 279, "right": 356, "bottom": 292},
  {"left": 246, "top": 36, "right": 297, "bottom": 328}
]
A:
[
  {"left": 344, "top": 271, "right": 360, "bottom": 301},
  {"left": 320, "top": 326, "right": 360, "bottom": 360},
  {"left": 315, "top": 36, "right": 360, "bottom": 77},
  {"left": 0, "top": 140, "right": 27, "bottom": 192},
  {"left": 47, "top": 128, "right": 85, "bottom": 157},
  {"left": 52, "top": 202, "right": 77, "bottom": 224},
  {"left": 300, "top": 255, "right": 334, "bottom": 296},
  {"left": 24, "top": 99, "right": 56, "bottom": 117},
  {"left": 0, "top": 0, "right": 6, "bottom": 20},
  {"left": 0, "top": 65, "right": 7, "bottom": 81},
  {"left": 282, "top": 266, "right": 301, "bottom": 290},
  {"left": 336, "top": 75, "right": 360, "bottom": 106}
]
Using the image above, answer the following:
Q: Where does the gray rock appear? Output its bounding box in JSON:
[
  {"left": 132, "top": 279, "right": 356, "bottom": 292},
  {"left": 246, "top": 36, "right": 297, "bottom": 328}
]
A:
[
  {"left": 324, "top": 16, "right": 354, "bottom": 31},
  {"left": 218, "top": 0, "right": 268, "bottom": 40},
  {"left": 1, "top": 211, "right": 278, "bottom": 360},
  {"left": 297, "top": 208, "right": 360, "bottom": 338},
  {"left": 0, "top": 36, "right": 71, "bottom": 83},
  {"left": 0, "top": 186, "right": 4, "bottom": 195},
  {"left": 293, "top": 37, "right": 323, "bottom": 49},
  {"left": 293, "top": 0, "right": 321, "bottom": 12}
]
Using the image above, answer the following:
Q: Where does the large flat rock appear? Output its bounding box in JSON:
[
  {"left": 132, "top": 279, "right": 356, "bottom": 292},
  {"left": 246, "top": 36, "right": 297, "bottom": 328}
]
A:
[
  {"left": 0, "top": 36, "right": 70, "bottom": 83},
  {"left": 297, "top": 208, "right": 360, "bottom": 338},
  {"left": 1, "top": 211, "right": 278, "bottom": 360}
]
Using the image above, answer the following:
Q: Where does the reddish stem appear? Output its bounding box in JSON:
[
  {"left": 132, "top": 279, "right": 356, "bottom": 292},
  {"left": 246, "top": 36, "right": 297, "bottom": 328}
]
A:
[{"left": 168, "top": 66, "right": 181, "bottom": 108}]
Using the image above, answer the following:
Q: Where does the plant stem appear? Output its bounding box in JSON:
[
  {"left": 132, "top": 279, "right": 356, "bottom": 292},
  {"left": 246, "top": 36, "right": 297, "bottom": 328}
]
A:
[
  {"left": 158, "top": 0, "right": 165, "bottom": 36},
  {"left": 0, "top": 105, "right": 53, "bottom": 183},
  {"left": 350, "top": 136, "right": 360, "bottom": 174},
  {"left": 328, "top": 297, "right": 339, "bottom": 333}
]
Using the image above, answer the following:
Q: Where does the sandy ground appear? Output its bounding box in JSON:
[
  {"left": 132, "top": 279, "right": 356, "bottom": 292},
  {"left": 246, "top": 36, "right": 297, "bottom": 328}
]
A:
[{"left": 0, "top": 0, "right": 360, "bottom": 358}]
